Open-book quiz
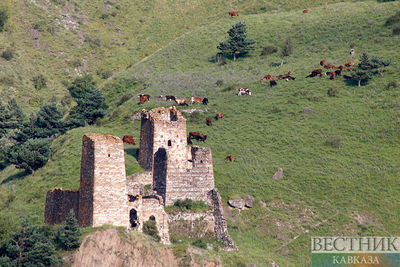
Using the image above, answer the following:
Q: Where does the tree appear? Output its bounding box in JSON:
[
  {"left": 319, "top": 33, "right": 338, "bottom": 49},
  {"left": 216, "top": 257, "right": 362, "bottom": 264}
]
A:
[
  {"left": 217, "top": 22, "right": 256, "bottom": 61},
  {"left": 7, "top": 138, "right": 51, "bottom": 173},
  {"left": 1, "top": 220, "right": 61, "bottom": 266},
  {"left": 280, "top": 38, "right": 293, "bottom": 66},
  {"left": 370, "top": 56, "right": 391, "bottom": 76},
  {"left": 68, "top": 86, "right": 106, "bottom": 127},
  {"left": 143, "top": 220, "right": 160, "bottom": 242},
  {"left": 57, "top": 209, "right": 81, "bottom": 250},
  {"left": 349, "top": 53, "right": 391, "bottom": 87},
  {"left": 34, "top": 103, "right": 65, "bottom": 138},
  {"left": 67, "top": 75, "right": 96, "bottom": 99}
]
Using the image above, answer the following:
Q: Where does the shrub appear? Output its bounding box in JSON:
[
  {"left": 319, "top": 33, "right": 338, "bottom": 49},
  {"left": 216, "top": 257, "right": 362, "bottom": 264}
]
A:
[
  {"left": 32, "top": 74, "right": 47, "bottom": 90},
  {"left": 385, "top": 11, "right": 400, "bottom": 26},
  {"left": 143, "top": 220, "right": 160, "bottom": 242},
  {"left": 325, "top": 136, "right": 342, "bottom": 148},
  {"left": 166, "top": 199, "right": 210, "bottom": 213},
  {"left": 327, "top": 88, "right": 339, "bottom": 97},
  {"left": 97, "top": 69, "right": 113, "bottom": 79},
  {"left": 392, "top": 26, "right": 400, "bottom": 35},
  {"left": 386, "top": 81, "right": 398, "bottom": 89},
  {"left": 57, "top": 209, "right": 81, "bottom": 250},
  {"left": 215, "top": 79, "right": 224, "bottom": 86},
  {"left": 260, "top": 46, "right": 278, "bottom": 56},
  {"left": 1, "top": 48, "right": 14, "bottom": 61},
  {"left": 0, "top": 8, "right": 8, "bottom": 32},
  {"left": 192, "top": 238, "right": 207, "bottom": 249}
]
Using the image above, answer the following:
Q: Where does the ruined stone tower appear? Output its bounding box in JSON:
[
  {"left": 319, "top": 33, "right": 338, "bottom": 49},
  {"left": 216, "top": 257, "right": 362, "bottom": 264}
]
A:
[
  {"left": 78, "top": 134, "right": 129, "bottom": 227},
  {"left": 139, "top": 107, "right": 214, "bottom": 206}
]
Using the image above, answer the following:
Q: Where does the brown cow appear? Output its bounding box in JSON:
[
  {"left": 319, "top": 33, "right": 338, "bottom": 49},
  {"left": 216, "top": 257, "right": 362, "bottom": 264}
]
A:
[
  {"left": 165, "top": 95, "right": 176, "bottom": 101},
  {"left": 216, "top": 112, "right": 224, "bottom": 120},
  {"left": 228, "top": 11, "right": 239, "bottom": 17},
  {"left": 206, "top": 117, "right": 212, "bottom": 126},
  {"left": 190, "top": 97, "right": 203, "bottom": 104},
  {"left": 122, "top": 135, "right": 135, "bottom": 145},
  {"left": 325, "top": 71, "right": 336, "bottom": 80},
  {"left": 175, "top": 99, "right": 188, "bottom": 106},
  {"left": 225, "top": 154, "right": 234, "bottom": 162},
  {"left": 306, "top": 69, "right": 323, "bottom": 78},
  {"left": 303, "top": 9, "right": 308, "bottom": 13},
  {"left": 138, "top": 94, "right": 150, "bottom": 104},
  {"left": 189, "top": 132, "right": 207, "bottom": 142},
  {"left": 320, "top": 60, "right": 326, "bottom": 66}
]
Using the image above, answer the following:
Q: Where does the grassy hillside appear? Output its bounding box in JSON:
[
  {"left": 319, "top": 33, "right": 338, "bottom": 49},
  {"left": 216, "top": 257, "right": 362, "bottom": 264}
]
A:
[{"left": 1, "top": 0, "right": 400, "bottom": 266}]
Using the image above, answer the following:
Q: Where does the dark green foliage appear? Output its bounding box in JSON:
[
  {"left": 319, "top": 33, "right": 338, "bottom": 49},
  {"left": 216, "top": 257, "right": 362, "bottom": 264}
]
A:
[
  {"left": 1, "top": 48, "right": 14, "bottom": 61},
  {"left": 192, "top": 238, "right": 207, "bottom": 249},
  {"left": 57, "top": 210, "right": 81, "bottom": 250},
  {"left": 34, "top": 103, "right": 65, "bottom": 138},
  {"left": 260, "top": 45, "right": 278, "bottom": 56},
  {"left": 377, "top": 0, "right": 396, "bottom": 2},
  {"left": 0, "top": 8, "right": 8, "bottom": 32},
  {"left": 0, "top": 99, "right": 25, "bottom": 138},
  {"left": 393, "top": 26, "right": 400, "bottom": 35},
  {"left": 217, "top": 22, "right": 256, "bottom": 61},
  {"left": 384, "top": 11, "right": 400, "bottom": 26},
  {"left": 32, "top": 75, "right": 47, "bottom": 90},
  {"left": 7, "top": 138, "right": 51, "bottom": 173},
  {"left": 349, "top": 53, "right": 390, "bottom": 87},
  {"left": 67, "top": 75, "right": 96, "bottom": 99},
  {"left": 68, "top": 88, "right": 106, "bottom": 127},
  {"left": 165, "top": 199, "right": 210, "bottom": 213},
  {"left": 0, "top": 220, "right": 61, "bottom": 266},
  {"left": 142, "top": 220, "right": 160, "bottom": 242}
]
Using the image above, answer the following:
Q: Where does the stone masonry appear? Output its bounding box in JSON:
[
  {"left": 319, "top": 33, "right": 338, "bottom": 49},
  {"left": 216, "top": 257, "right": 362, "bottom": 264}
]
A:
[{"left": 44, "top": 107, "right": 235, "bottom": 249}]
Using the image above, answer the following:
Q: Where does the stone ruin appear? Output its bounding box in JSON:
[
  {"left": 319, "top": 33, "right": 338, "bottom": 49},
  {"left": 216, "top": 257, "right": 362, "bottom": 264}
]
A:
[{"left": 45, "top": 106, "right": 236, "bottom": 250}]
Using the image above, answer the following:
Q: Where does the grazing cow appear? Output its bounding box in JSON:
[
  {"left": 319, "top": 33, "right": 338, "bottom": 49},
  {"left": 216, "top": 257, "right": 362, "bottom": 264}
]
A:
[
  {"left": 165, "top": 95, "right": 176, "bottom": 101},
  {"left": 189, "top": 131, "right": 207, "bottom": 142},
  {"left": 261, "top": 74, "right": 272, "bottom": 82},
  {"left": 282, "top": 71, "right": 296, "bottom": 81},
  {"left": 187, "top": 137, "right": 193, "bottom": 145},
  {"left": 325, "top": 71, "right": 336, "bottom": 80},
  {"left": 350, "top": 49, "right": 355, "bottom": 56},
  {"left": 122, "top": 135, "right": 136, "bottom": 145},
  {"left": 228, "top": 11, "right": 239, "bottom": 17},
  {"left": 225, "top": 154, "right": 234, "bottom": 162},
  {"left": 175, "top": 99, "right": 188, "bottom": 106},
  {"left": 139, "top": 94, "right": 150, "bottom": 104},
  {"left": 303, "top": 9, "right": 308, "bottom": 13},
  {"left": 345, "top": 61, "right": 354, "bottom": 67},
  {"left": 237, "top": 88, "right": 251, "bottom": 96},
  {"left": 216, "top": 112, "right": 224, "bottom": 120},
  {"left": 202, "top": 98, "right": 209, "bottom": 105},
  {"left": 275, "top": 74, "right": 283, "bottom": 80},
  {"left": 320, "top": 60, "right": 326, "bottom": 66},
  {"left": 306, "top": 69, "right": 323, "bottom": 78},
  {"left": 338, "top": 65, "right": 345, "bottom": 71},
  {"left": 190, "top": 97, "right": 203, "bottom": 104},
  {"left": 270, "top": 80, "right": 277, "bottom": 87},
  {"left": 334, "top": 69, "right": 342, "bottom": 76},
  {"left": 206, "top": 117, "right": 212, "bottom": 126}
]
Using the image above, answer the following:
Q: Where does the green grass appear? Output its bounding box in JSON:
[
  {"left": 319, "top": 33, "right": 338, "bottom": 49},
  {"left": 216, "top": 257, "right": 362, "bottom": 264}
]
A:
[{"left": 1, "top": 1, "right": 400, "bottom": 266}]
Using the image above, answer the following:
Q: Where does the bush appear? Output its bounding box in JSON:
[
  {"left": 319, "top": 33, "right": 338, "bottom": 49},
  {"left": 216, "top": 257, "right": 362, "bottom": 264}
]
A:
[
  {"left": 385, "top": 11, "right": 400, "bottom": 26},
  {"left": 1, "top": 48, "right": 14, "bottom": 61},
  {"left": 260, "top": 46, "right": 278, "bottom": 56},
  {"left": 386, "top": 81, "right": 398, "bottom": 89},
  {"left": 143, "top": 220, "right": 160, "bottom": 242},
  {"left": 215, "top": 79, "right": 224, "bottom": 86},
  {"left": 57, "top": 210, "right": 81, "bottom": 250},
  {"left": 97, "top": 69, "right": 113, "bottom": 79},
  {"left": 32, "top": 74, "right": 47, "bottom": 90},
  {"left": 0, "top": 8, "right": 8, "bottom": 32},
  {"left": 192, "top": 238, "right": 207, "bottom": 249},
  {"left": 325, "top": 136, "right": 342, "bottom": 148},
  {"left": 327, "top": 88, "right": 339, "bottom": 97},
  {"left": 166, "top": 199, "right": 210, "bottom": 213},
  {"left": 392, "top": 26, "right": 400, "bottom": 35}
]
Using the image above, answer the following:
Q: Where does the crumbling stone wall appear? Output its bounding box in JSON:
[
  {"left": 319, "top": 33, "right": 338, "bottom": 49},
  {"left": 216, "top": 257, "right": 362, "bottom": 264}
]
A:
[
  {"left": 44, "top": 188, "right": 79, "bottom": 225},
  {"left": 208, "top": 189, "right": 237, "bottom": 251},
  {"left": 126, "top": 171, "right": 153, "bottom": 195},
  {"left": 78, "top": 134, "right": 129, "bottom": 227},
  {"left": 168, "top": 211, "right": 215, "bottom": 239},
  {"left": 129, "top": 195, "right": 170, "bottom": 244},
  {"left": 161, "top": 146, "right": 215, "bottom": 206}
]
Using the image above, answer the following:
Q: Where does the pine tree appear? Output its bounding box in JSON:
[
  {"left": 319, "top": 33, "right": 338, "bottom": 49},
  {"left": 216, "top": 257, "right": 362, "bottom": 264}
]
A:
[
  {"left": 34, "top": 103, "right": 65, "bottom": 138},
  {"left": 58, "top": 209, "right": 81, "bottom": 250},
  {"left": 217, "top": 22, "right": 256, "bottom": 61},
  {"left": 68, "top": 75, "right": 97, "bottom": 99},
  {"left": 7, "top": 138, "right": 51, "bottom": 173}
]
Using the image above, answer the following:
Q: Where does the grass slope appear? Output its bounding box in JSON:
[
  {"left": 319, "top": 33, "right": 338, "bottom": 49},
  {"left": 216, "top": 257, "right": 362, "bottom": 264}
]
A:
[{"left": 1, "top": 1, "right": 400, "bottom": 266}]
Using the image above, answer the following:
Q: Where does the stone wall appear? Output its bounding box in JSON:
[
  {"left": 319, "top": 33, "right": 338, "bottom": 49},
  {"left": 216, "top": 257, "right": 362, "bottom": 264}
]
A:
[
  {"left": 208, "top": 189, "right": 237, "bottom": 251},
  {"left": 162, "top": 146, "right": 215, "bottom": 206},
  {"left": 129, "top": 195, "right": 170, "bottom": 244},
  {"left": 79, "top": 134, "right": 129, "bottom": 227},
  {"left": 168, "top": 211, "right": 215, "bottom": 239},
  {"left": 44, "top": 188, "right": 79, "bottom": 225},
  {"left": 126, "top": 171, "right": 153, "bottom": 195}
]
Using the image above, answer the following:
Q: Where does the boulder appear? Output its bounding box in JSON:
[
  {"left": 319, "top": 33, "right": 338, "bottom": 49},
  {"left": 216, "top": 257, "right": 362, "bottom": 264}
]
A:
[
  {"left": 272, "top": 168, "right": 284, "bottom": 181},
  {"left": 303, "top": 108, "right": 313, "bottom": 114},
  {"left": 242, "top": 195, "right": 254, "bottom": 208},
  {"left": 228, "top": 199, "right": 245, "bottom": 209}
]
